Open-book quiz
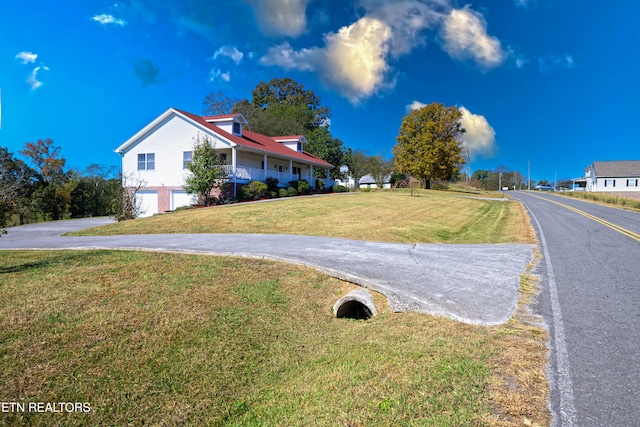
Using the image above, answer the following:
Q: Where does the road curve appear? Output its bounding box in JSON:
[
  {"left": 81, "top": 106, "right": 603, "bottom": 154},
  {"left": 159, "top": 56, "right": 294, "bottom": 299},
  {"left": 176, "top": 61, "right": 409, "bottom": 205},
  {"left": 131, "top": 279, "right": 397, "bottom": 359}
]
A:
[
  {"left": 510, "top": 191, "right": 640, "bottom": 427},
  {"left": 0, "top": 217, "right": 534, "bottom": 326}
]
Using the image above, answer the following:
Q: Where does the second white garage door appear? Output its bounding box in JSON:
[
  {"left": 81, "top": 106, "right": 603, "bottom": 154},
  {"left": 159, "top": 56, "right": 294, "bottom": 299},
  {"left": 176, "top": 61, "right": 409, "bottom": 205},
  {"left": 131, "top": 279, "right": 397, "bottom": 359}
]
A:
[
  {"left": 136, "top": 190, "right": 158, "bottom": 217},
  {"left": 171, "top": 190, "right": 197, "bottom": 210}
]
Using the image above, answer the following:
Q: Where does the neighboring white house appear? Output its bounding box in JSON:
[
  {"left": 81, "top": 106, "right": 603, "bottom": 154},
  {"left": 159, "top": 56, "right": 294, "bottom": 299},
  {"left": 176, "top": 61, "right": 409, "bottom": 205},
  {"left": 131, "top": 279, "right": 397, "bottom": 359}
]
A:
[
  {"left": 115, "top": 108, "right": 334, "bottom": 216},
  {"left": 573, "top": 160, "right": 640, "bottom": 193},
  {"left": 358, "top": 174, "right": 391, "bottom": 189}
]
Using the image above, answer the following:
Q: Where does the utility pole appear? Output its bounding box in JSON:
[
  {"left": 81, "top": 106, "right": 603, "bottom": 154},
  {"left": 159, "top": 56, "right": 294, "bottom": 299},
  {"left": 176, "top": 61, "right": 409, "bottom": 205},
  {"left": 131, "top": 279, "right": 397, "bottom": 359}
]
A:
[{"left": 527, "top": 160, "right": 531, "bottom": 191}]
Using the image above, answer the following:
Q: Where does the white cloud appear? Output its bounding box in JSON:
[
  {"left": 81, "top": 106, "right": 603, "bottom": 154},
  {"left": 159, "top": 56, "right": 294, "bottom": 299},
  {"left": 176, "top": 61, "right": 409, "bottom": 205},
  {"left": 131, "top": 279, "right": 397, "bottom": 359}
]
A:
[
  {"left": 260, "top": 17, "right": 393, "bottom": 104},
  {"left": 259, "top": 42, "right": 318, "bottom": 71},
  {"left": 246, "top": 0, "right": 309, "bottom": 37},
  {"left": 92, "top": 13, "right": 127, "bottom": 26},
  {"left": 406, "top": 100, "right": 427, "bottom": 112},
  {"left": 507, "top": 46, "right": 529, "bottom": 69},
  {"left": 441, "top": 6, "right": 505, "bottom": 69},
  {"left": 358, "top": 0, "right": 449, "bottom": 57},
  {"left": 15, "top": 52, "right": 38, "bottom": 64},
  {"left": 209, "top": 68, "right": 232, "bottom": 83},
  {"left": 26, "top": 65, "right": 49, "bottom": 90},
  {"left": 459, "top": 106, "right": 496, "bottom": 160},
  {"left": 321, "top": 17, "right": 393, "bottom": 103},
  {"left": 539, "top": 53, "right": 575, "bottom": 73},
  {"left": 213, "top": 46, "right": 244, "bottom": 64}
]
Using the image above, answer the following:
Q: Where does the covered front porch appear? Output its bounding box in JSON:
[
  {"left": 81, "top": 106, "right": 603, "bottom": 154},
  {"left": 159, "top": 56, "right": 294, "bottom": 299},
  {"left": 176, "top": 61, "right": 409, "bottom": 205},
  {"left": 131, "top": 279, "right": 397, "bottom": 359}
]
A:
[
  {"left": 218, "top": 147, "right": 335, "bottom": 193},
  {"left": 220, "top": 165, "right": 334, "bottom": 187}
]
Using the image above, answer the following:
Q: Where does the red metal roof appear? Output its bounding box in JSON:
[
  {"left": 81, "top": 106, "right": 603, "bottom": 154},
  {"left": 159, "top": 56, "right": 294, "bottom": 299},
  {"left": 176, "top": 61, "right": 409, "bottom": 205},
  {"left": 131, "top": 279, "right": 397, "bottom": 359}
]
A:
[{"left": 175, "top": 109, "right": 333, "bottom": 168}]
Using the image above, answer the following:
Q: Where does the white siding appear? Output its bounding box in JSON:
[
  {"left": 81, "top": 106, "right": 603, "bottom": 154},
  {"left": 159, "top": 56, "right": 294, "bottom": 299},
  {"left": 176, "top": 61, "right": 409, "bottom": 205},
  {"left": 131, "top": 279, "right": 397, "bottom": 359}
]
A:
[{"left": 121, "top": 114, "right": 231, "bottom": 188}]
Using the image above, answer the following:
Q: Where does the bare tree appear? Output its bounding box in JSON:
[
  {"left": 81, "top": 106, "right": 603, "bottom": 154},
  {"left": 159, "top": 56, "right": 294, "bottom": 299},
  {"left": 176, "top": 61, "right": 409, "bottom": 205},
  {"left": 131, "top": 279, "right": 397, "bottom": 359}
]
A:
[
  {"left": 115, "top": 173, "right": 147, "bottom": 221},
  {"left": 203, "top": 91, "right": 239, "bottom": 116}
]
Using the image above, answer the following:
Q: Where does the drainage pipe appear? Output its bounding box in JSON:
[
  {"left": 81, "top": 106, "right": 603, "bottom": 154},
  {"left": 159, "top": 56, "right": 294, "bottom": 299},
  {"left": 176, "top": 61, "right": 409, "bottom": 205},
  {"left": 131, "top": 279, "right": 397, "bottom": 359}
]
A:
[{"left": 333, "top": 289, "right": 377, "bottom": 320}]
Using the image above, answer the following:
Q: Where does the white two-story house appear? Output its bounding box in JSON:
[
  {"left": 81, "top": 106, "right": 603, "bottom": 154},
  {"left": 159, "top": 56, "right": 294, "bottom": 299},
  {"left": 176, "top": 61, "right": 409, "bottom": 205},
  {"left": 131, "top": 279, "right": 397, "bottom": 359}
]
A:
[{"left": 115, "top": 108, "right": 334, "bottom": 216}]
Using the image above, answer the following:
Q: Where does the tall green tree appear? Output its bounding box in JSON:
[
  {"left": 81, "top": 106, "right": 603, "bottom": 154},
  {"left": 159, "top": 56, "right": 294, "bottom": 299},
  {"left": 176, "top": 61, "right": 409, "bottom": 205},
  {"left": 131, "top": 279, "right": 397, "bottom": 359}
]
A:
[
  {"left": 183, "top": 135, "right": 225, "bottom": 206},
  {"left": 0, "top": 148, "right": 35, "bottom": 233},
  {"left": 21, "top": 138, "right": 71, "bottom": 220},
  {"left": 304, "top": 127, "right": 348, "bottom": 179},
  {"left": 69, "top": 164, "right": 120, "bottom": 218},
  {"left": 393, "top": 103, "right": 466, "bottom": 189},
  {"left": 251, "top": 77, "right": 329, "bottom": 130}
]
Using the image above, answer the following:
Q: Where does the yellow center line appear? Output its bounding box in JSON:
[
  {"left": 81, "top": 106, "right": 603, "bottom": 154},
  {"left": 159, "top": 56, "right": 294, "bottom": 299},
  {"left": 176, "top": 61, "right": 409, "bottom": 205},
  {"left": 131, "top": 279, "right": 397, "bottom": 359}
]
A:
[{"left": 526, "top": 193, "right": 640, "bottom": 243}]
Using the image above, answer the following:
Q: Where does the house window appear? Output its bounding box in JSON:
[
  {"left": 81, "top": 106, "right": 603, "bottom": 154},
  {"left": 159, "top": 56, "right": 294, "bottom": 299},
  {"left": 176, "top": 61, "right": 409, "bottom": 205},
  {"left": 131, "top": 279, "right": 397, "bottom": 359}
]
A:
[
  {"left": 233, "top": 122, "right": 241, "bottom": 134},
  {"left": 183, "top": 151, "right": 192, "bottom": 169},
  {"left": 138, "top": 153, "right": 155, "bottom": 170},
  {"left": 219, "top": 153, "right": 227, "bottom": 164},
  {"left": 628, "top": 179, "right": 638, "bottom": 187},
  {"left": 297, "top": 142, "right": 302, "bottom": 152},
  {"left": 604, "top": 179, "right": 615, "bottom": 187}
]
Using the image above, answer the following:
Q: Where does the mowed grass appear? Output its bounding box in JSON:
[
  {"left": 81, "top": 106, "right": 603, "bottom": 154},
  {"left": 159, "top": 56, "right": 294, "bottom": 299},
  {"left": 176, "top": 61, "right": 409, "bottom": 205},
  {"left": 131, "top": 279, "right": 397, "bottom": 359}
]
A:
[
  {"left": 72, "top": 190, "right": 535, "bottom": 244},
  {"left": 0, "top": 250, "right": 549, "bottom": 426}
]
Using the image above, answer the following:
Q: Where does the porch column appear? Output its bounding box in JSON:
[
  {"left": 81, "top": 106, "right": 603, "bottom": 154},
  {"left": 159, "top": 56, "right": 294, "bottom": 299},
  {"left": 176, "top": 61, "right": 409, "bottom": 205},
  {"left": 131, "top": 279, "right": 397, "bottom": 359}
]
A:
[
  {"left": 232, "top": 147, "right": 237, "bottom": 198},
  {"left": 289, "top": 159, "right": 293, "bottom": 180},
  {"left": 264, "top": 154, "right": 268, "bottom": 181}
]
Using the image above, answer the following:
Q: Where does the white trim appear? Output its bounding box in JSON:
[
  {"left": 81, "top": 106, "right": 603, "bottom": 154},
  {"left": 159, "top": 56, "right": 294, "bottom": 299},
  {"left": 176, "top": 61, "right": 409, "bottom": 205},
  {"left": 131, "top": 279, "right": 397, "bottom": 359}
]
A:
[{"left": 115, "top": 108, "right": 238, "bottom": 155}]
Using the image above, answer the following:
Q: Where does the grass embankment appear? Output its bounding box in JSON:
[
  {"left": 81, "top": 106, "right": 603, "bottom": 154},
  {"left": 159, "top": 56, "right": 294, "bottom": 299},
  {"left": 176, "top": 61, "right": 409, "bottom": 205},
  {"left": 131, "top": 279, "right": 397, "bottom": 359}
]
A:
[
  {"left": 558, "top": 191, "right": 640, "bottom": 211},
  {"left": 72, "top": 190, "right": 536, "bottom": 244},
  {"left": 0, "top": 251, "right": 549, "bottom": 426}
]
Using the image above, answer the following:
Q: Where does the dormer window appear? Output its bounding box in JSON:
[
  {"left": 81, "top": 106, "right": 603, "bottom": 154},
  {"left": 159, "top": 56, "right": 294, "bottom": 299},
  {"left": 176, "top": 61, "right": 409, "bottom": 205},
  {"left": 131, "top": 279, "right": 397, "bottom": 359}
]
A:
[
  {"left": 275, "top": 135, "right": 307, "bottom": 152},
  {"left": 233, "top": 122, "right": 241, "bottom": 135}
]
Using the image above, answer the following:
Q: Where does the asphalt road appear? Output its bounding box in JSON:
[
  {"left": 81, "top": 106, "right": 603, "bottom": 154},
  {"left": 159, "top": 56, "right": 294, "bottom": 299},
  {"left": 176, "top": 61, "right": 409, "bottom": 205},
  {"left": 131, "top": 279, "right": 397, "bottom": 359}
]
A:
[{"left": 510, "top": 192, "right": 640, "bottom": 427}]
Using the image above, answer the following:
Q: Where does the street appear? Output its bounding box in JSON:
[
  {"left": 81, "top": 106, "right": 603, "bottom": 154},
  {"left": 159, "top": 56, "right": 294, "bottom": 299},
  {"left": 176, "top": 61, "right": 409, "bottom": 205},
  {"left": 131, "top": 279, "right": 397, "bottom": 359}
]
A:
[{"left": 510, "top": 192, "right": 640, "bottom": 427}]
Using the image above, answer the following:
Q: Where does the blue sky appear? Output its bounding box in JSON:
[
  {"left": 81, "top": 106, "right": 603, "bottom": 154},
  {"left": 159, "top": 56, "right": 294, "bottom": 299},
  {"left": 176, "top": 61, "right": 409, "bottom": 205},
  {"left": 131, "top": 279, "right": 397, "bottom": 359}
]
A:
[{"left": 1, "top": 0, "right": 639, "bottom": 183}]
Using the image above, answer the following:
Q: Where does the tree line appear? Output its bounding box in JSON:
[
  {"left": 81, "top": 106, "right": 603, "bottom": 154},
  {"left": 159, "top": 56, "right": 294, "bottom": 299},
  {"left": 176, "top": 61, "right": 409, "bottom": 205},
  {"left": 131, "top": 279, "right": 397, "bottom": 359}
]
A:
[{"left": 0, "top": 139, "right": 124, "bottom": 234}]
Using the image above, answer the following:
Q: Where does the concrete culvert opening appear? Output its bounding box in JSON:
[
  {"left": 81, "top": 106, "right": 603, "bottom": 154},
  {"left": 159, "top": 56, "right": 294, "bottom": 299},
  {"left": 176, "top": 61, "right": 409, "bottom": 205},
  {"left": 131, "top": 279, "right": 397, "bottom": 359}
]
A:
[
  {"left": 335, "top": 300, "right": 373, "bottom": 320},
  {"left": 333, "top": 289, "right": 377, "bottom": 320}
]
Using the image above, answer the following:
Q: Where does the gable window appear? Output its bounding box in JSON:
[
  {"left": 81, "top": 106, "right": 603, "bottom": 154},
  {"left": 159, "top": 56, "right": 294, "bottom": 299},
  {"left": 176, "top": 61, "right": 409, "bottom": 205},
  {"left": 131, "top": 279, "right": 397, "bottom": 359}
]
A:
[
  {"left": 183, "top": 151, "right": 192, "bottom": 169},
  {"left": 138, "top": 153, "right": 155, "bottom": 170},
  {"left": 628, "top": 179, "right": 638, "bottom": 187},
  {"left": 233, "top": 122, "right": 241, "bottom": 134},
  {"left": 604, "top": 179, "right": 615, "bottom": 187}
]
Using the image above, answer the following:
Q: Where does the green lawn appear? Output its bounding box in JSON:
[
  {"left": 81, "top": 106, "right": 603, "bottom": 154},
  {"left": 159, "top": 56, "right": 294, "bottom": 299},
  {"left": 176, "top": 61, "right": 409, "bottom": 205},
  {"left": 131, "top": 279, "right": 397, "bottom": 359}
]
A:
[
  {"left": 72, "top": 190, "right": 536, "bottom": 244},
  {"left": 0, "top": 250, "right": 550, "bottom": 426}
]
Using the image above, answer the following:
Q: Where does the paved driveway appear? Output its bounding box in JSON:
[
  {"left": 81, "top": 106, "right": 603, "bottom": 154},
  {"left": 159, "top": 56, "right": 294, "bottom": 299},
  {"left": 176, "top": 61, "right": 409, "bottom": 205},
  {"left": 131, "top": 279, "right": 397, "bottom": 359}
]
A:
[{"left": 0, "top": 218, "right": 534, "bottom": 326}]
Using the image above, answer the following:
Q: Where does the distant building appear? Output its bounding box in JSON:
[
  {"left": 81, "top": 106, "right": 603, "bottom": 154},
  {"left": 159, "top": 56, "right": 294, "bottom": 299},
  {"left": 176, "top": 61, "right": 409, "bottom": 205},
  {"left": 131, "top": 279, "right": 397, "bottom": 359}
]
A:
[
  {"left": 573, "top": 160, "right": 640, "bottom": 193},
  {"left": 358, "top": 174, "right": 391, "bottom": 189}
]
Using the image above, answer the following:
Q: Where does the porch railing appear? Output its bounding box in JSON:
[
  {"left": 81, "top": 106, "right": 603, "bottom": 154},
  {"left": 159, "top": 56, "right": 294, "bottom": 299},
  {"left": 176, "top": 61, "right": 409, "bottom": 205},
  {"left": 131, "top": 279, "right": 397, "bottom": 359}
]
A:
[{"left": 219, "top": 165, "right": 336, "bottom": 188}]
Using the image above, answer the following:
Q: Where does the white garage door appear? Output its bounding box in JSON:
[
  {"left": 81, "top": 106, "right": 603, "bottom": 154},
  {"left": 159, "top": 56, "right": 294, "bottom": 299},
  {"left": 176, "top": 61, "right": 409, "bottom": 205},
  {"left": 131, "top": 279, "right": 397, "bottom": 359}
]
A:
[
  {"left": 135, "top": 190, "right": 158, "bottom": 217},
  {"left": 171, "top": 190, "right": 196, "bottom": 210}
]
